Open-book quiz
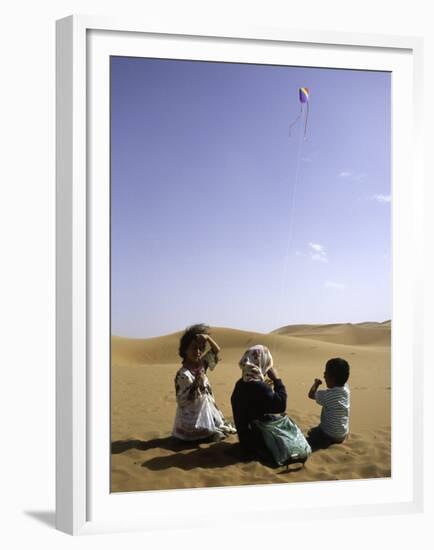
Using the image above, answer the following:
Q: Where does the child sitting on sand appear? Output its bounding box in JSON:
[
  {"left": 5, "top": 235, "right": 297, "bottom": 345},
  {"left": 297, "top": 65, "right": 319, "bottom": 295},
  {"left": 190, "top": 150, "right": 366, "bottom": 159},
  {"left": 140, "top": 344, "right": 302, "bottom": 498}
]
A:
[
  {"left": 307, "top": 357, "right": 350, "bottom": 448},
  {"left": 172, "top": 323, "right": 236, "bottom": 442}
]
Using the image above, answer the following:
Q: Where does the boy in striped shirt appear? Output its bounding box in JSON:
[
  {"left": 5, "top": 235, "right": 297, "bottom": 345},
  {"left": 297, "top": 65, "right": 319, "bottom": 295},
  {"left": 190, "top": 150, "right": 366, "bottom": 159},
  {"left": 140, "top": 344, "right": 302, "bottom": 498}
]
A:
[{"left": 307, "top": 358, "right": 350, "bottom": 449}]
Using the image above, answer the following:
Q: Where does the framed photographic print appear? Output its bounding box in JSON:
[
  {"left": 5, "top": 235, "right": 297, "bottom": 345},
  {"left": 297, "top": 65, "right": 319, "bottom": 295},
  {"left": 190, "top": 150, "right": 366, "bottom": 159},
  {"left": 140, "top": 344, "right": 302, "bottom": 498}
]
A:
[{"left": 56, "top": 15, "right": 424, "bottom": 535}]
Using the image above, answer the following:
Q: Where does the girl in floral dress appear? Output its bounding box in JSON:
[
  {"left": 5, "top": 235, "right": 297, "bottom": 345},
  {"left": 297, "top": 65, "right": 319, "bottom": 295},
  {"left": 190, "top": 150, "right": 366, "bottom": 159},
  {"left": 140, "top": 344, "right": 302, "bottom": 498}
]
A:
[{"left": 172, "top": 324, "right": 236, "bottom": 441}]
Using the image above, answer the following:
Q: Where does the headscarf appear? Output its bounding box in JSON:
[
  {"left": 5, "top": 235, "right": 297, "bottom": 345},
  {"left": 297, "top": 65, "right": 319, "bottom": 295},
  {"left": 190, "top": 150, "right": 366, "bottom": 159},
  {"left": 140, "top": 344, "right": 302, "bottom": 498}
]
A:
[{"left": 239, "top": 345, "right": 273, "bottom": 382}]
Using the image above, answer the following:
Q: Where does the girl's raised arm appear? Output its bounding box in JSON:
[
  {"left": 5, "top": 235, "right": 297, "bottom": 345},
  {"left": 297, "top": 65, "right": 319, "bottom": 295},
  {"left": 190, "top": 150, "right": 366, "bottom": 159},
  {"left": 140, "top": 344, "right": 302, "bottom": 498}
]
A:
[
  {"left": 204, "top": 334, "right": 220, "bottom": 355},
  {"left": 197, "top": 333, "right": 220, "bottom": 355}
]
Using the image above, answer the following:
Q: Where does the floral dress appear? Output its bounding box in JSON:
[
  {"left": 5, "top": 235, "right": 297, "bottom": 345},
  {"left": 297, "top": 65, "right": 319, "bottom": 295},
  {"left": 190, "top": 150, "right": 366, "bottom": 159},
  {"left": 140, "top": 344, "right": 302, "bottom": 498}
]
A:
[{"left": 172, "top": 349, "right": 236, "bottom": 441}]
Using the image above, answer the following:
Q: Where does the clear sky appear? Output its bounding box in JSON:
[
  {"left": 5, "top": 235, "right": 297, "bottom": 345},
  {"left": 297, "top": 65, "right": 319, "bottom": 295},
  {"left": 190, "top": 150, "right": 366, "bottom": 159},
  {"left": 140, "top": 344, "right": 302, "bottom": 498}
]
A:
[{"left": 111, "top": 56, "right": 391, "bottom": 338}]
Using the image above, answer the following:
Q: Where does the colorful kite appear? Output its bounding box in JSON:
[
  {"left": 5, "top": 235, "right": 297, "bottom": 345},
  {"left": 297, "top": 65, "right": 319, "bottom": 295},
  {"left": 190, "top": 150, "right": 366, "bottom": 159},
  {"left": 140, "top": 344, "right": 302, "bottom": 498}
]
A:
[{"left": 289, "top": 87, "right": 310, "bottom": 138}]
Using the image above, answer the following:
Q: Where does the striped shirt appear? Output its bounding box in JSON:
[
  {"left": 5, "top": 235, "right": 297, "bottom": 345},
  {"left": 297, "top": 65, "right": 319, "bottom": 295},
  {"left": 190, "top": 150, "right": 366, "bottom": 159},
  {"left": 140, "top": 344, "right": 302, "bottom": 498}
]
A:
[{"left": 315, "top": 384, "right": 350, "bottom": 439}]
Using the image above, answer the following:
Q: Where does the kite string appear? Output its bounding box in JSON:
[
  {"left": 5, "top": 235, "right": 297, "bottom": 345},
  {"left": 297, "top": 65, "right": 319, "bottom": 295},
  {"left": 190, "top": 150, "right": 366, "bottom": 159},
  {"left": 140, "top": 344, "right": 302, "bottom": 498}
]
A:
[
  {"left": 272, "top": 122, "right": 305, "bottom": 358},
  {"left": 304, "top": 102, "right": 309, "bottom": 138}
]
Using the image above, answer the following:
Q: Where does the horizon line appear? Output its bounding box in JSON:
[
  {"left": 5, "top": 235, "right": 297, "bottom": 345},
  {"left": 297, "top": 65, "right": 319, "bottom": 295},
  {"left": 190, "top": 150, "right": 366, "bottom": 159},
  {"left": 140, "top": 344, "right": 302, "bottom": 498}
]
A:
[{"left": 111, "top": 319, "right": 392, "bottom": 340}]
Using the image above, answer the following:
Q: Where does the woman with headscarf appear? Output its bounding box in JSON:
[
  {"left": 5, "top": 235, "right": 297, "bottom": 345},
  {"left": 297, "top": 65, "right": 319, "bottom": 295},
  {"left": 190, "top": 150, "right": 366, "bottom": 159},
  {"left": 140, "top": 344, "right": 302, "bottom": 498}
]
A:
[{"left": 230, "top": 345, "right": 287, "bottom": 459}]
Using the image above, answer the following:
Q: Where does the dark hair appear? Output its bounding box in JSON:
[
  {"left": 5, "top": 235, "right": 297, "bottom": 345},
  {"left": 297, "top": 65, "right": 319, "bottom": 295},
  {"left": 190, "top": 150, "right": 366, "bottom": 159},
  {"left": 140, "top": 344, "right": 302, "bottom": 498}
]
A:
[
  {"left": 325, "top": 357, "right": 350, "bottom": 386},
  {"left": 179, "top": 323, "right": 210, "bottom": 360}
]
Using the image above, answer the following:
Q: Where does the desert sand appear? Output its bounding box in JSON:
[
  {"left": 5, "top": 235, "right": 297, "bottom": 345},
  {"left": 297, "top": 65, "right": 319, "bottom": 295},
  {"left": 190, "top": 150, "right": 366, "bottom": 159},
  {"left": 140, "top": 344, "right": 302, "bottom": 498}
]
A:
[{"left": 111, "top": 322, "right": 391, "bottom": 492}]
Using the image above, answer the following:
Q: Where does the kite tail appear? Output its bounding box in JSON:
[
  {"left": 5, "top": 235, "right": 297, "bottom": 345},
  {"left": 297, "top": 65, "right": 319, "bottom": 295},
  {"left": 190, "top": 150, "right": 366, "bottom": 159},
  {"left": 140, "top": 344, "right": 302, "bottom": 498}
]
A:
[
  {"left": 288, "top": 104, "right": 303, "bottom": 137},
  {"left": 304, "top": 101, "right": 309, "bottom": 139}
]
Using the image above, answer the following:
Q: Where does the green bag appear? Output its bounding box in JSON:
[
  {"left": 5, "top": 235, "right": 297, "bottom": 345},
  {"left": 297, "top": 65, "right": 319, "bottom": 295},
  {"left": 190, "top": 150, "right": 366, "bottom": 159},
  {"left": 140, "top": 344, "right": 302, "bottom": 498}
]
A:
[{"left": 251, "top": 415, "right": 312, "bottom": 467}]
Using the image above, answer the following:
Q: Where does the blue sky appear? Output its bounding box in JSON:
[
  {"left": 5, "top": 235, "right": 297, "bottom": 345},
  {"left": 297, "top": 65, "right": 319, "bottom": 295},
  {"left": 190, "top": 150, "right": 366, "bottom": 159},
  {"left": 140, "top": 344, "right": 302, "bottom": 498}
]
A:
[{"left": 111, "top": 57, "right": 391, "bottom": 338}]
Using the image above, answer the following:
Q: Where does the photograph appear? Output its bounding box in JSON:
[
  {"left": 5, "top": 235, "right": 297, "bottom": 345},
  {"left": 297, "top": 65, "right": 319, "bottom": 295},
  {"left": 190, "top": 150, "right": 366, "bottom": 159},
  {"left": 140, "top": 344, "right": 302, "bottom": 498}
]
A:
[{"left": 109, "top": 55, "right": 392, "bottom": 493}]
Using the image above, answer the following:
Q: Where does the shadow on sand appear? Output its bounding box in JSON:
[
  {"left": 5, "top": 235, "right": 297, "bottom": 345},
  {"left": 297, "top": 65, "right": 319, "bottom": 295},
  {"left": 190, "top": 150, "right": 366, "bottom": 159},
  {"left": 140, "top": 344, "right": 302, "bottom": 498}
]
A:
[
  {"left": 112, "top": 436, "right": 254, "bottom": 470},
  {"left": 140, "top": 440, "right": 245, "bottom": 470},
  {"left": 111, "top": 436, "right": 203, "bottom": 455},
  {"left": 112, "top": 436, "right": 311, "bottom": 473}
]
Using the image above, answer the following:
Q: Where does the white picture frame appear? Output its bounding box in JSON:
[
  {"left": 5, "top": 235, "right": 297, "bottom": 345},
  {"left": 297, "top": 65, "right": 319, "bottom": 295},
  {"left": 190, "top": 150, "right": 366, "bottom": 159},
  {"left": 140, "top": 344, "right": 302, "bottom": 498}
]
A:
[{"left": 56, "top": 14, "right": 424, "bottom": 536}]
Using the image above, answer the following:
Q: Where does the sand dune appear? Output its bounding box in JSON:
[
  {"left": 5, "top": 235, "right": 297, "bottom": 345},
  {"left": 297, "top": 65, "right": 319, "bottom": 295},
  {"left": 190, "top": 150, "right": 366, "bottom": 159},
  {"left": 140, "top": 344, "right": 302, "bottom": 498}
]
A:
[
  {"left": 111, "top": 323, "right": 391, "bottom": 492},
  {"left": 272, "top": 321, "right": 391, "bottom": 347}
]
